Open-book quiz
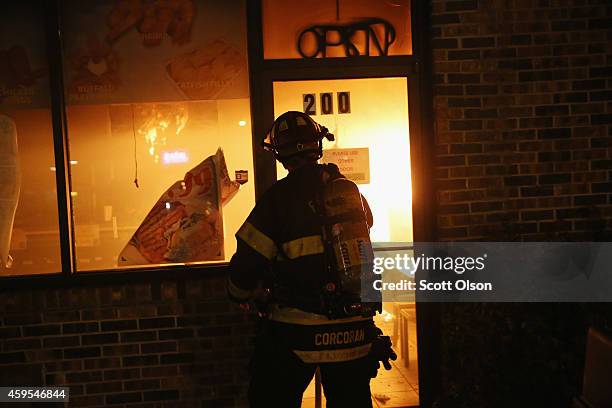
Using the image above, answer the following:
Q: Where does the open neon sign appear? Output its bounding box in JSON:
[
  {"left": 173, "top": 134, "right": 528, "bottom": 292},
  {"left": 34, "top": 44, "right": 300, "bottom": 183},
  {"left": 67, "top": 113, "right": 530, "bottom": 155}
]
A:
[{"left": 297, "top": 18, "right": 396, "bottom": 59}]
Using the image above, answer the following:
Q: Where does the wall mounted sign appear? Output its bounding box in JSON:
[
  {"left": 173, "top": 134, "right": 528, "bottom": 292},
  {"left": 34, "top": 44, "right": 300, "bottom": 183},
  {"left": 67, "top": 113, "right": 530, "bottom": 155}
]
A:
[
  {"left": 303, "top": 92, "right": 350, "bottom": 115},
  {"left": 322, "top": 147, "right": 370, "bottom": 184}
]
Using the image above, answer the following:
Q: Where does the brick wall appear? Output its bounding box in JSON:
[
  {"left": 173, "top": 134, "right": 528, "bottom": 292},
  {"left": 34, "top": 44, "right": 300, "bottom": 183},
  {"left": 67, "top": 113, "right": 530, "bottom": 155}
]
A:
[
  {"left": 0, "top": 276, "right": 254, "bottom": 407},
  {"left": 430, "top": 0, "right": 612, "bottom": 406},
  {"left": 432, "top": 0, "right": 612, "bottom": 241}
]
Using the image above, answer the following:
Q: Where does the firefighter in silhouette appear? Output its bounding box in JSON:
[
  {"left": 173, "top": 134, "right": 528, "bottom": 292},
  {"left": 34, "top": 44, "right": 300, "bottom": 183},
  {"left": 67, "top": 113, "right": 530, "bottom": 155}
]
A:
[{"left": 227, "top": 111, "right": 396, "bottom": 407}]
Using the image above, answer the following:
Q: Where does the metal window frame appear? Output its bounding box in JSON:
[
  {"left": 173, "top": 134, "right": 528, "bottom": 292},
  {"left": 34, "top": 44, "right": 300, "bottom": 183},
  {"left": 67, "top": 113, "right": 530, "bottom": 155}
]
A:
[
  {"left": 46, "top": 0, "right": 75, "bottom": 277},
  {"left": 0, "top": 0, "right": 240, "bottom": 286}
]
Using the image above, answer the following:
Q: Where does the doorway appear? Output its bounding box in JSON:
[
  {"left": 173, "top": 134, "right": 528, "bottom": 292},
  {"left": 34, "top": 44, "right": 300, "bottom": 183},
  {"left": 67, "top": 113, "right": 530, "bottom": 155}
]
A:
[{"left": 272, "top": 77, "right": 419, "bottom": 407}]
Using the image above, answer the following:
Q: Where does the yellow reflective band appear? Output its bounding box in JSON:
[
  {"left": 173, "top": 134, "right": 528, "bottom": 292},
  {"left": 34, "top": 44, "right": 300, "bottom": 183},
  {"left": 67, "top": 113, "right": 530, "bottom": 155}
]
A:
[
  {"left": 268, "top": 305, "right": 372, "bottom": 326},
  {"left": 237, "top": 221, "right": 277, "bottom": 260},
  {"left": 227, "top": 278, "right": 251, "bottom": 301},
  {"left": 293, "top": 344, "right": 372, "bottom": 363},
  {"left": 281, "top": 235, "right": 324, "bottom": 259}
]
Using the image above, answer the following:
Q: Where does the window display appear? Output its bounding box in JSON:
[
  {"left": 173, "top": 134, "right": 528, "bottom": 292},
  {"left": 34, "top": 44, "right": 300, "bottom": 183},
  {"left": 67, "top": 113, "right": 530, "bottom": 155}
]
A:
[{"left": 61, "top": 0, "right": 254, "bottom": 271}]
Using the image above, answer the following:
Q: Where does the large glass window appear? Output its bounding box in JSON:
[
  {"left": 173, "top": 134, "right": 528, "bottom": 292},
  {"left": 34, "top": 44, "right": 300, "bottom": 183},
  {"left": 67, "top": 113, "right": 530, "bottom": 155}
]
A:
[
  {"left": 263, "top": 0, "right": 413, "bottom": 59},
  {"left": 61, "top": 0, "right": 254, "bottom": 271},
  {"left": 0, "top": 2, "right": 62, "bottom": 276}
]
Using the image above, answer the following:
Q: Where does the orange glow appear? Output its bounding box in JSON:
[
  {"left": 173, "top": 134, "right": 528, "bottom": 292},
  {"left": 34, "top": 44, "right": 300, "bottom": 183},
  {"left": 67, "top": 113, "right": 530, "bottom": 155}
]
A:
[
  {"left": 0, "top": 108, "right": 61, "bottom": 276},
  {"left": 66, "top": 99, "right": 255, "bottom": 271},
  {"left": 273, "top": 77, "right": 413, "bottom": 243},
  {"left": 137, "top": 104, "right": 189, "bottom": 163},
  {"left": 263, "top": 0, "right": 413, "bottom": 59}
]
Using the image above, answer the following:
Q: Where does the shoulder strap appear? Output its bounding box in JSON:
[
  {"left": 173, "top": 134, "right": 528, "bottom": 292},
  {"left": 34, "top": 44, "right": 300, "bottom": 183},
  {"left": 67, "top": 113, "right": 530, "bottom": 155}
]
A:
[{"left": 322, "top": 163, "right": 343, "bottom": 182}]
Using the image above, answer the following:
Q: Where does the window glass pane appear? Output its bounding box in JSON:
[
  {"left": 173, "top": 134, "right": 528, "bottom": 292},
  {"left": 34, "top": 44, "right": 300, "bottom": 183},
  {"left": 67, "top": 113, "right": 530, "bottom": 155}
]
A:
[
  {"left": 263, "top": 0, "right": 412, "bottom": 59},
  {"left": 273, "top": 78, "right": 413, "bottom": 243},
  {"left": 61, "top": 0, "right": 254, "bottom": 271},
  {"left": 0, "top": 2, "right": 62, "bottom": 276}
]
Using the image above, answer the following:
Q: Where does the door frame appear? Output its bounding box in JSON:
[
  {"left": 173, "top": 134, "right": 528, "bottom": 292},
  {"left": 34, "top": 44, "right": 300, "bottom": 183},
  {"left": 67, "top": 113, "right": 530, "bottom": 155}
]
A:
[{"left": 246, "top": 1, "right": 440, "bottom": 406}]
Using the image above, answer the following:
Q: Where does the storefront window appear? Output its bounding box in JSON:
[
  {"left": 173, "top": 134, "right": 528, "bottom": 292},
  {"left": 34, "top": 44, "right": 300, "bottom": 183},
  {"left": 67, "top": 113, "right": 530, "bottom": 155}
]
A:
[
  {"left": 263, "top": 0, "right": 413, "bottom": 59},
  {"left": 61, "top": 0, "right": 254, "bottom": 271},
  {"left": 0, "top": 2, "right": 62, "bottom": 276}
]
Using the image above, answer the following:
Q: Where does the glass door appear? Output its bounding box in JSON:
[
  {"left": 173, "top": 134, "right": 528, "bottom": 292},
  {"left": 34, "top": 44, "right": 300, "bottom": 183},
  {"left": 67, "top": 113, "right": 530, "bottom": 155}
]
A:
[
  {"left": 273, "top": 77, "right": 418, "bottom": 407},
  {"left": 273, "top": 77, "right": 413, "bottom": 242}
]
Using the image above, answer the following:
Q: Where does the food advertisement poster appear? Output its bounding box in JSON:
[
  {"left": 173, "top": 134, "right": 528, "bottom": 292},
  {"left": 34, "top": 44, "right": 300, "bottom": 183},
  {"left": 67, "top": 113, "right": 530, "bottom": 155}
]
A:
[
  {"left": 118, "top": 148, "right": 240, "bottom": 266},
  {"left": 61, "top": 0, "right": 249, "bottom": 105},
  {"left": 0, "top": 3, "right": 50, "bottom": 108}
]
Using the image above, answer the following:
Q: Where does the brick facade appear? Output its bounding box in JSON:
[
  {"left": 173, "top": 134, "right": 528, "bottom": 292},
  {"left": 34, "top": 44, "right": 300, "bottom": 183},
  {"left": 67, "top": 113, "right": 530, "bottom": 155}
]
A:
[
  {"left": 0, "top": 277, "right": 253, "bottom": 407},
  {"left": 432, "top": 0, "right": 612, "bottom": 242},
  {"left": 431, "top": 0, "right": 612, "bottom": 406}
]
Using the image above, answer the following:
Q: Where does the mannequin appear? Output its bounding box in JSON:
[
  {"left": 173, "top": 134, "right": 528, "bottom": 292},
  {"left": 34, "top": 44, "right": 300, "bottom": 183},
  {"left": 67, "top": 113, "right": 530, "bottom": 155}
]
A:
[{"left": 0, "top": 114, "right": 20, "bottom": 270}]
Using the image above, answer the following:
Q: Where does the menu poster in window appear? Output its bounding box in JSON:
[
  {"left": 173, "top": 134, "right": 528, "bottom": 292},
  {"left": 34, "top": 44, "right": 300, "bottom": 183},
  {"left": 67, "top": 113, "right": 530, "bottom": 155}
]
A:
[
  {"left": 118, "top": 148, "right": 240, "bottom": 266},
  {"left": 61, "top": 0, "right": 248, "bottom": 105},
  {"left": 0, "top": 3, "right": 50, "bottom": 108}
]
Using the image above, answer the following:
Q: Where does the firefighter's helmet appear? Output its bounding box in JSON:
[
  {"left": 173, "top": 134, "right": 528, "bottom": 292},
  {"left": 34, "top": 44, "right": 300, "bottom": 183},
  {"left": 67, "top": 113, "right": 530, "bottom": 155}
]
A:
[{"left": 263, "top": 111, "right": 334, "bottom": 162}]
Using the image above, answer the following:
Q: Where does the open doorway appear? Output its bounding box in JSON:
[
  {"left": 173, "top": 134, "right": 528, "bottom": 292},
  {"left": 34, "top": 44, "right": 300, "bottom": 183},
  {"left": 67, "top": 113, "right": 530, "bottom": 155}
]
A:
[{"left": 273, "top": 77, "right": 418, "bottom": 407}]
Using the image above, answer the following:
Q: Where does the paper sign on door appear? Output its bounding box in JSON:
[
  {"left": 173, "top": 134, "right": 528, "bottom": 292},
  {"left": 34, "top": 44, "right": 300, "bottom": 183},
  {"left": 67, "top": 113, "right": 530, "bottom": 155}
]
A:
[{"left": 322, "top": 147, "right": 370, "bottom": 184}]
